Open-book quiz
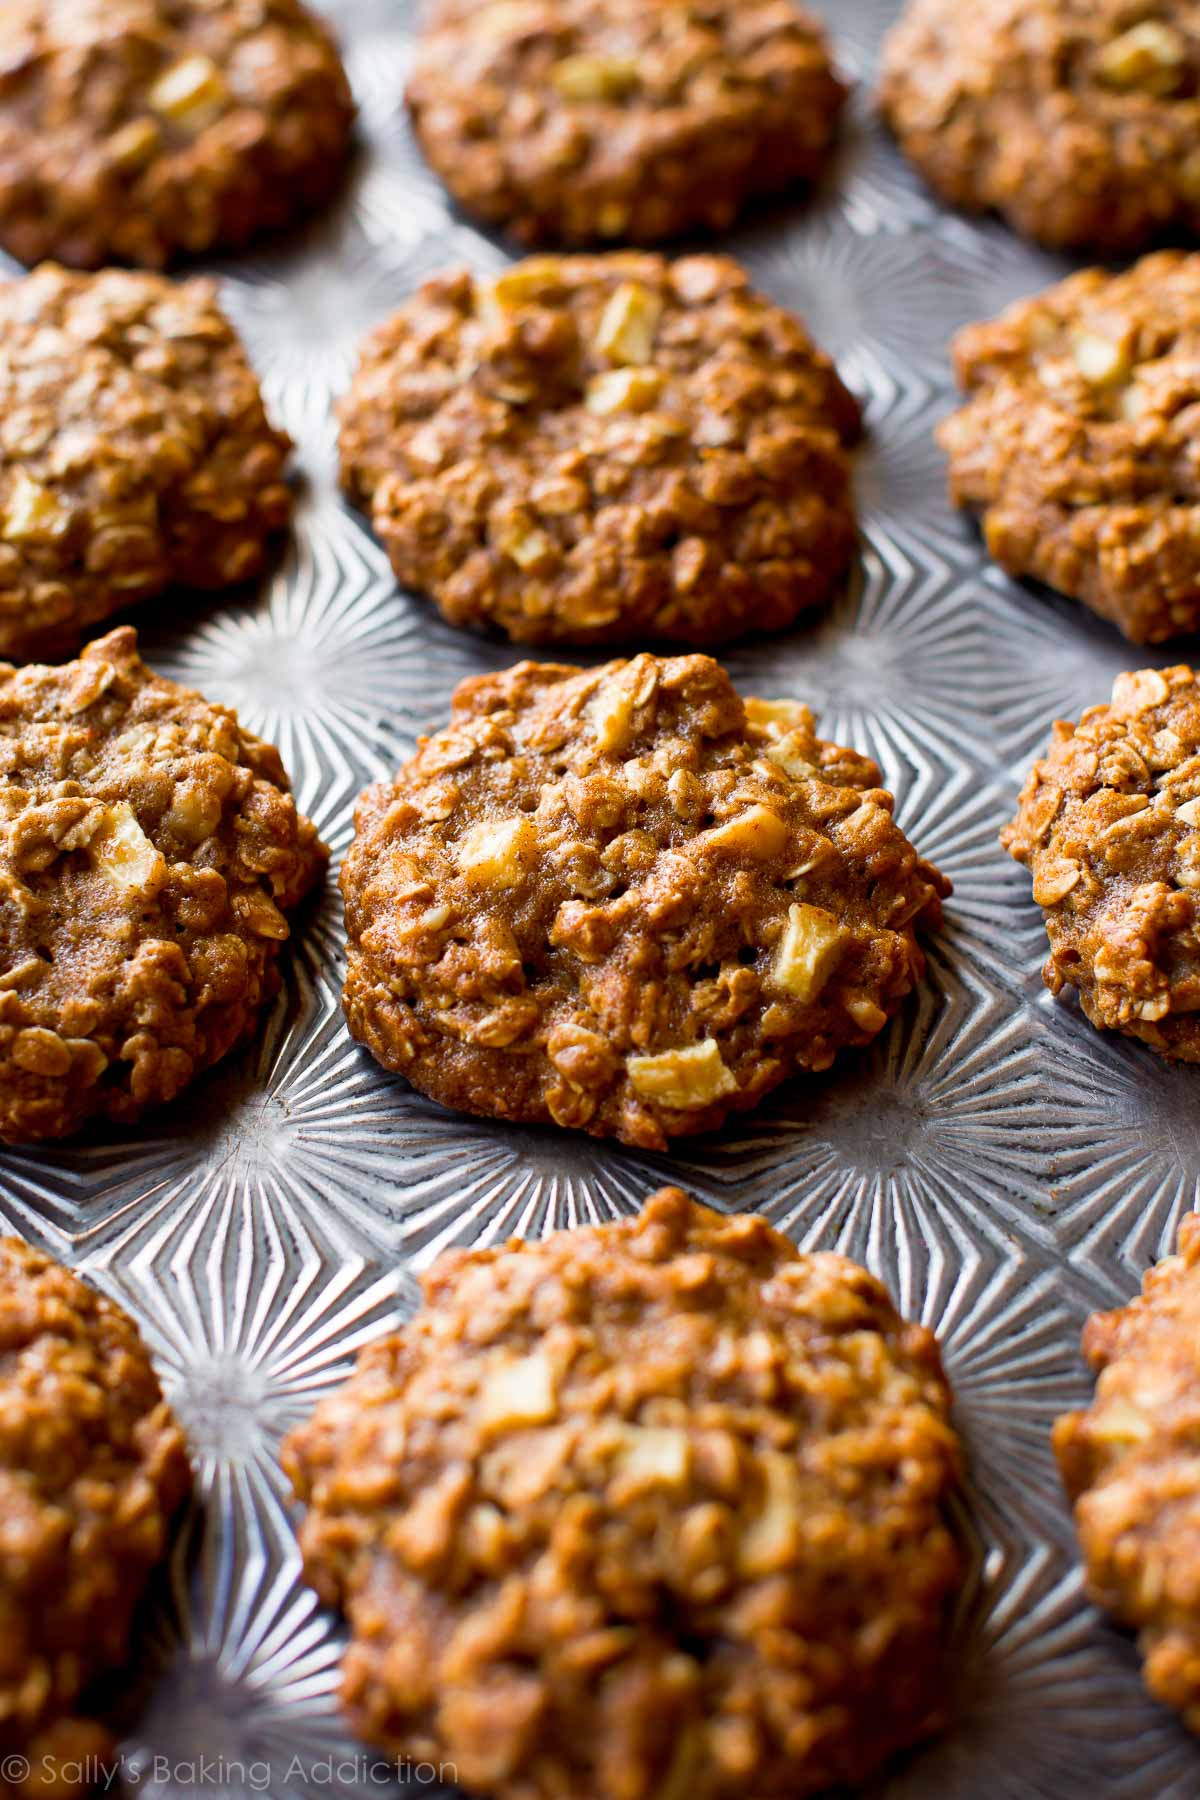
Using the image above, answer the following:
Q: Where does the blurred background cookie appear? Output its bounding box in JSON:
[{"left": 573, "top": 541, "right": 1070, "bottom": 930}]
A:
[
  {"left": 0, "top": 263, "right": 292, "bottom": 664},
  {"left": 940, "top": 253, "right": 1200, "bottom": 645},
  {"left": 880, "top": 0, "right": 1200, "bottom": 252},
  {"left": 1057, "top": 1209, "right": 1200, "bottom": 1732},
  {"left": 0, "top": 627, "right": 327, "bottom": 1143},
  {"left": 0, "top": 0, "right": 355, "bottom": 269},
  {"left": 406, "top": 0, "right": 845, "bottom": 246},
  {"left": 285, "top": 1187, "right": 965, "bottom": 1800},
  {"left": 1004, "top": 664, "right": 1200, "bottom": 1058},
  {"left": 340, "top": 652, "right": 947, "bottom": 1149},
  {"left": 0, "top": 1236, "right": 190, "bottom": 1797},
  {"left": 338, "top": 253, "right": 861, "bottom": 647}
]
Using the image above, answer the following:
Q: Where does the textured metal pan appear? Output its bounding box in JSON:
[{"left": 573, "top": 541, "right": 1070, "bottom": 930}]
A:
[{"left": 0, "top": 1, "right": 1194, "bottom": 1795}]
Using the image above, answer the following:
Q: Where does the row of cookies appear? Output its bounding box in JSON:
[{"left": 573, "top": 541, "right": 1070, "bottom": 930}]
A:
[
  {"left": 6, "top": 3, "right": 1200, "bottom": 275},
  {"left": 3, "top": 242, "right": 1199, "bottom": 666},
  {"left": 3, "top": 234, "right": 1200, "bottom": 1141},
  {"left": 15, "top": 0, "right": 1195, "bottom": 274},
  {"left": 5, "top": 1180, "right": 1199, "bottom": 1798}
]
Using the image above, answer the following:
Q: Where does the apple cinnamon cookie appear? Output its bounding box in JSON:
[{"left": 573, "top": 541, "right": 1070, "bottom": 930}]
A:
[
  {"left": 341, "top": 653, "right": 948, "bottom": 1150},
  {"left": 1003, "top": 665, "right": 1200, "bottom": 1057},
  {"left": 284, "top": 1186, "right": 965, "bottom": 1800},
  {"left": 0, "top": 0, "right": 355, "bottom": 269},
  {"left": 880, "top": 0, "right": 1200, "bottom": 253},
  {"left": 0, "top": 1236, "right": 190, "bottom": 1795},
  {"left": 338, "top": 253, "right": 861, "bottom": 647},
  {"left": 0, "top": 626, "right": 327, "bottom": 1143},
  {"left": 0, "top": 263, "right": 292, "bottom": 664},
  {"left": 405, "top": 0, "right": 845, "bottom": 247},
  {"left": 940, "top": 253, "right": 1200, "bottom": 645},
  {"left": 1057, "top": 1210, "right": 1200, "bottom": 1731}
]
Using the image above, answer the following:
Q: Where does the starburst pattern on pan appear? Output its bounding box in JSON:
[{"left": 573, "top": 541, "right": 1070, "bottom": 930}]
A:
[
  {"left": 668, "top": 952, "right": 1082, "bottom": 1261},
  {"left": 722, "top": 519, "right": 1002, "bottom": 788},
  {"left": 138, "top": 501, "right": 420, "bottom": 793}
]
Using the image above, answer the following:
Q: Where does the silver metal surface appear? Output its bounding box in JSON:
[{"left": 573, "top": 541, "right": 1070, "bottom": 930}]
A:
[{"left": 0, "top": 1, "right": 1193, "bottom": 1794}]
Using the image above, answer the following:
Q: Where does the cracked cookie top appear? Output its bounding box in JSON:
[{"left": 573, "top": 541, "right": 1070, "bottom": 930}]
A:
[
  {"left": 0, "top": 263, "right": 292, "bottom": 663},
  {"left": 0, "top": 626, "right": 327, "bottom": 1142},
  {"left": 0, "top": 1236, "right": 190, "bottom": 1796},
  {"left": 338, "top": 253, "right": 861, "bottom": 647},
  {"left": 0, "top": 0, "right": 355, "bottom": 269},
  {"left": 1057, "top": 1210, "right": 1200, "bottom": 1732},
  {"left": 881, "top": 0, "right": 1200, "bottom": 252},
  {"left": 406, "top": 0, "right": 845, "bottom": 247},
  {"left": 341, "top": 653, "right": 947, "bottom": 1149},
  {"left": 1004, "top": 664, "right": 1200, "bottom": 1057},
  {"left": 284, "top": 1186, "right": 965, "bottom": 1800},
  {"left": 940, "top": 253, "right": 1200, "bottom": 644}
]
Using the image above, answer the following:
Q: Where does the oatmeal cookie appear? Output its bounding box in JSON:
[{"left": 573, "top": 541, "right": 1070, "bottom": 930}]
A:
[
  {"left": 940, "top": 254, "right": 1200, "bottom": 645},
  {"left": 0, "top": 263, "right": 292, "bottom": 664},
  {"left": 338, "top": 254, "right": 861, "bottom": 647},
  {"left": 405, "top": 0, "right": 844, "bottom": 247},
  {"left": 0, "top": 0, "right": 355, "bottom": 269},
  {"left": 0, "top": 626, "right": 326, "bottom": 1143},
  {"left": 880, "top": 0, "right": 1200, "bottom": 253},
  {"left": 1056, "top": 1210, "right": 1200, "bottom": 1730},
  {"left": 0, "top": 1237, "right": 190, "bottom": 1797},
  {"left": 341, "top": 653, "right": 947, "bottom": 1150},
  {"left": 1002, "top": 664, "right": 1200, "bottom": 1057},
  {"left": 284, "top": 1186, "right": 965, "bottom": 1800}
]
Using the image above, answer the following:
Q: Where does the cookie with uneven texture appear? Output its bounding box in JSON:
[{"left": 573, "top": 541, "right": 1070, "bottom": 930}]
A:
[
  {"left": 338, "top": 254, "right": 861, "bottom": 647},
  {"left": 940, "top": 254, "right": 1200, "bottom": 645},
  {"left": 881, "top": 0, "right": 1200, "bottom": 252},
  {"left": 284, "top": 1187, "right": 965, "bottom": 1800},
  {"left": 0, "top": 263, "right": 292, "bottom": 663},
  {"left": 1003, "top": 665, "right": 1200, "bottom": 1057},
  {"left": 0, "top": 0, "right": 355, "bottom": 269},
  {"left": 341, "top": 653, "right": 947, "bottom": 1150},
  {"left": 0, "top": 1237, "right": 190, "bottom": 1799},
  {"left": 406, "top": 0, "right": 844, "bottom": 247},
  {"left": 1057, "top": 1210, "right": 1200, "bottom": 1732},
  {"left": 0, "top": 627, "right": 326, "bottom": 1143}
]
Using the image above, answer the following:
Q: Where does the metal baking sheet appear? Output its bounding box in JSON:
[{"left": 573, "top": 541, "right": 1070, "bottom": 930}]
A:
[{"left": 0, "top": 1, "right": 1194, "bottom": 1795}]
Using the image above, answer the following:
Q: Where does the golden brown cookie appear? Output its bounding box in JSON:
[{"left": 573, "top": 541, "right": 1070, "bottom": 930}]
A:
[
  {"left": 1003, "top": 665, "right": 1200, "bottom": 1057},
  {"left": 0, "top": 627, "right": 327, "bottom": 1143},
  {"left": 940, "top": 254, "right": 1200, "bottom": 645},
  {"left": 284, "top": 1186, "right": 965, "bottom": 1800},
  {"left": 0, "top": 1237, "right": 190, "bottom": 1797},
  {"left": 0, "top": 263, "right": 292, "bottom": 664},
  {"left": 880, "top": 0, "right": 1200, "bottom": 253},
  {"left": 1056, "top": 1210, "right": 1200, "bottom": 1731},
  {"left": 338, "top": 253, "right": 861, "bottom": 647},
  {"left": 0, "top": 0, "right": 355, "bottom": 269},
  {"left": 341, "top": 653, "right": 947, "bottom": 1150},
  {"left": 405, "top": 0, "right": 845, "bottom": 247}
]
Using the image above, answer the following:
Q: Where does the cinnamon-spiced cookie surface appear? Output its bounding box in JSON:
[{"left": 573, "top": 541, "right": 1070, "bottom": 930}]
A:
[
  {"left": 940, "top": 253, "right": 1200, "bottom": 645},
  {"left": 338, "top": 253, "right": 861, "bottom": 648},
  {"left": 0, "top": 0, "right": 355, "bottom": 269},
  {"left": 341, "top": 653, "right": 947, "bottom": 1150},
  {"left": 0, "top": 627, "right": 327, "bottom": 1143},
  {"left": 881, "top": 0, "right": 1200, "bottom": 253},
  {"left": 1003, "top": 664, "right": 1200, "bottom": 1056},
  {"left": 284, "top": 1186, "right": 965, "bottom": 1800},
  {"left": 0, "top": 1237, "right": 190, "bottom": 1798},
  {"left": 0, "top": 263, "right": 292, "bottom": 663},
  {"left": 405, "top": 0, "right": 845, "bottom": 247},
  {"left": 1057, "top": 1209, "right": 1200, "bottom": 1731}
]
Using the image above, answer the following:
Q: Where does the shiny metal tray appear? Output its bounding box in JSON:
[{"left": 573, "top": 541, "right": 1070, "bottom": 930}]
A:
[{"left": 0, "top": 1, "right": 1192, "bottom": 1795}]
